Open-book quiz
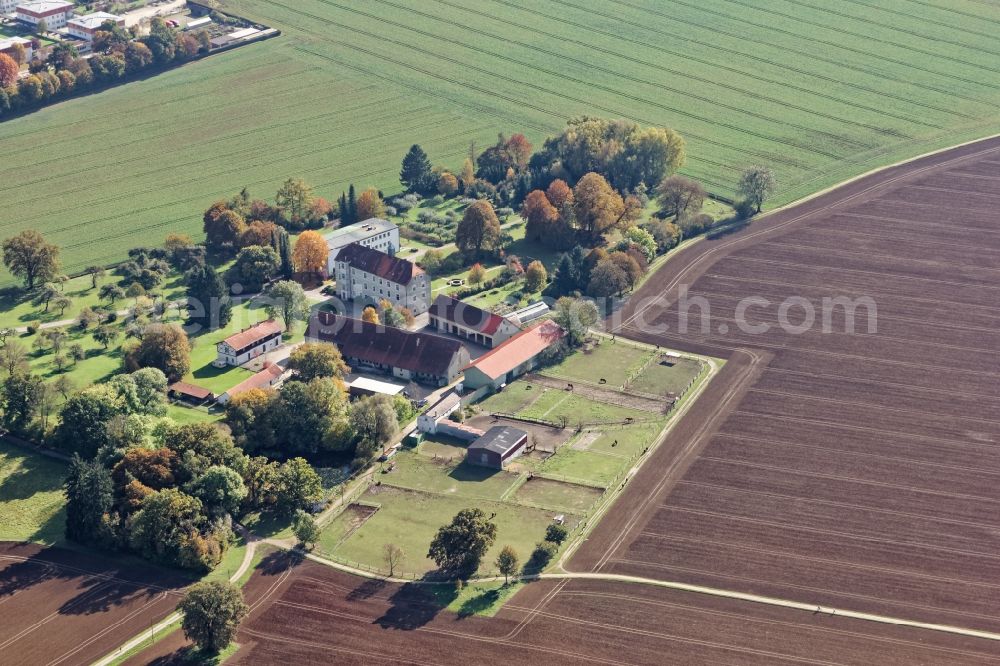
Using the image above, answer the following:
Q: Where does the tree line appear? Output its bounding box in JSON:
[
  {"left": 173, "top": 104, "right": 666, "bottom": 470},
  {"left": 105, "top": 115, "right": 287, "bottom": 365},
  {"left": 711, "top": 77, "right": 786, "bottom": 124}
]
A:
[{"left": 0, "top": 18, "right": 212, "bottom": 118}]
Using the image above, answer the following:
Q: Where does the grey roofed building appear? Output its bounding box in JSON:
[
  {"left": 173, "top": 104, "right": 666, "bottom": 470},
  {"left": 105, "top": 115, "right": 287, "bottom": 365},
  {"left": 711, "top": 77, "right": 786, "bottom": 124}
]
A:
[
  {"left": 323, "top": 218, "right": 399, "bottom": 272},
  {"left": 466, "top": 426, "right": 529, "bottom": 469}
]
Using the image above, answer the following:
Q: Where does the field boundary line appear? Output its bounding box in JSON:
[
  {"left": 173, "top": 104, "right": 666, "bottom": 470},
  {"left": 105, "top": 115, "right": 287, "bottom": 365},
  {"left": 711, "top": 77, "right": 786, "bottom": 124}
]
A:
[{"left": 538, "top": 572, "right": 1000, "bottom": 642}]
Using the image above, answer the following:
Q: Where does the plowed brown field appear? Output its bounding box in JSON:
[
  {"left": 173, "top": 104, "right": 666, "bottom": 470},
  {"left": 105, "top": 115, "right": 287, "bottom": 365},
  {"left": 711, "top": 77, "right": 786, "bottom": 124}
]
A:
[
  {"left": 231, "top": 137, "right": 1000, "bottom": 663},
  {"left": 0, "top": 542, "right": 186, "bottom": 666}
]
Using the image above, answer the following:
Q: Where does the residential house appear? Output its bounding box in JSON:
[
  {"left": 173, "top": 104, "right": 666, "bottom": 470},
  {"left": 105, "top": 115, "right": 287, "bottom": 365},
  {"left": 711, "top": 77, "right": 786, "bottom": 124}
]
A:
[
  {"left": 466, "top": 426, "right": 529, "bottom": 469},
  {"left": 214, "top": 319, "right": 283, "bottom": 367},
  {"left": 428, "top": 295, "right": 521, "bottom": 348},
  {"left": 334, "top": 242, "right": 429, "bottom": 315},
  {"left": 307, "top": 311, "right": 469, "bottom": 386},
  {"left": 216, "top": 364, "right": 284, "bottom": 405},
  {"left": 66, "top": 12, "right": 124, "bottom": 41},
  {"left": 323, "top": 218, "right": 399, "bottom": 273},
  {"left": 462, "top": 320, "right": 565, "bottom": 391},
  {"left": 15, "top": 1, "right": 74, "bottom": 28}
]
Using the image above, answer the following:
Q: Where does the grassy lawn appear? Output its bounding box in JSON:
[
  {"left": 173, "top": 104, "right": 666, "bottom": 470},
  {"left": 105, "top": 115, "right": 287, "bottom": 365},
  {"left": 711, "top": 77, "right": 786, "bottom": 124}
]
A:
[
  {"left": 518, "top": 390, "right": 659, "bottom": 426},
  {"left": 580, "top": 424, "right": 662, "bottom": 458},
  {"left": 164, "top": 402, "right": 222, "bottom": 425},
  {"left": 319, "top": 484, "right": 574, "bottom": 576},
  {"left": 475, "top": 382, "right": 544, "bottom": 415},
  {"left": 535, "top": 449, "right": 626, "bottom": 489},
  {"left": 542, "top": 341, "right": 653, "bottom": 388},
  {"left": 426, "top": 579, "right": 524, "bottom": 617},
  {"left": 0, "top": 441, "right": 67, "bottom": 545},
  {"left": 183, "top": 299, "right": 303, "bottom": 395},
  {"left": 380, "top": 449, "right": 521, "bottom": 501},
  {"left": 513, "top": 477, "right": 602, "bottom": 514},
  {"left": 628, "top": 355, "right": 704, "bottom": 396}
]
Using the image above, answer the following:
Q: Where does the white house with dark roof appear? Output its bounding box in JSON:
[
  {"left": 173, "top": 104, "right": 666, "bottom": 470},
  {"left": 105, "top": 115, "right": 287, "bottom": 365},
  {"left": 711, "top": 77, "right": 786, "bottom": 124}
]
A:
[
  {"left": 214, "top": 319, "right": 283, "bottom": 367},
  {"left": 334, "top": 242, "right": 429, "bottom": 315},
  {"left": 323, "top": 218, "right": 399, "bottom": 274}
]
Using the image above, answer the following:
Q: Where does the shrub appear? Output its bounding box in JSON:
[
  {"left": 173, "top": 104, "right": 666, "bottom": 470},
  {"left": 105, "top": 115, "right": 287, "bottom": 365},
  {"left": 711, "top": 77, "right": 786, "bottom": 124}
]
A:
[
  {"left": 384, "top": 206, "right": 398, "bottom": 217},
  {"left": 545, "top": 523, "right": 569, "bottom": 544},
  {"left": 27, "top": 320, "right": 42, "bottom": 335},
  {"left": 428, "top": 194, "right": 444, "bottom": 206},
  {"left": 734, "top": 198, "right": 756, "bottom": 219},
  {"left": 526, "top": 541, "right": 558, "bottom": 571}
]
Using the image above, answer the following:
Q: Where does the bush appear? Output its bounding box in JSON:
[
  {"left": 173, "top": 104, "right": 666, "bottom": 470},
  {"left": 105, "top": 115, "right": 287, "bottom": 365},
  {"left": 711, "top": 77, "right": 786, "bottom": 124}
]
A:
[
  {"left": 428, "top": 194, "right": 444, "bottom": 206},
  {"left": 734, "top": 198, "right": 756, "bottom": 219},
  {"left": 525, "top": 541, "right": 558, "bottom": 572},
  {"left": 384, "top": 205, "right": 398, "bottom": 217},
  {"left": 27, "top": 320, "right": 42, "bottom": 335},
  {"left": 545, "top": 523, "right": 568, "bottom": 544}
]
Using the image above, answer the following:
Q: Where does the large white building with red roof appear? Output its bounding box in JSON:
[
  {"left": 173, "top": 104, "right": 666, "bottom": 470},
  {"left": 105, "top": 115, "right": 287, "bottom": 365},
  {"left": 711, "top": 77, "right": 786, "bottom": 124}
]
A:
[
  {"left": 428, "top": 295, "right": 521, "bottom": 348},
  {"left": 214, "top": 319, "right": 283, "bottom": 367}
]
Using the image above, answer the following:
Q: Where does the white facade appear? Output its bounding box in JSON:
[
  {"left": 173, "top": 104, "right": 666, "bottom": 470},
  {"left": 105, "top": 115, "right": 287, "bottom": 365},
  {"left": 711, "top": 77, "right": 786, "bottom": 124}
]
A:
[
  {"left": 67, "top": 12, "right": 124, "bottom": 40},
  {"left": 334, "top": 258, "right": 429, "bottom": 315},
  {"left": 15, "top": 1, "right": 74, "bottom": 28},
  {"left": 323, "top": 219, "right": 399, "bottom": 274},
  {"left": 0, "top": 36, "right": 32, "bottom": 63},
  {"left": 214, "top": 321, "right": 283, "bottom": 367},
  {"left": 0, "top": 0, "right": 20, "bottom": 14}
]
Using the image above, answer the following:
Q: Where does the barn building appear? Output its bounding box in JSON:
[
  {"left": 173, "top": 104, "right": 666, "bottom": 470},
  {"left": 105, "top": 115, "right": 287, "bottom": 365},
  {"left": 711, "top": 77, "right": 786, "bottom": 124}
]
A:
[
  {"left": 216, "top": 364, "right": 284, "bottom": 405},
  {"left": 214, "top": 319, "right": 283, "bottom": 367},
  {"left": 462, "top": 320, "right": 565, "bottom": 391},
  {"left": 466, "top": 426, "right": 529, "bottom": 469},
  {"left": 428, "top": 295, "right": 521, "bottom": 348},
  {"left": 307, "top": 311, "right": 469, "bottom": 386}
]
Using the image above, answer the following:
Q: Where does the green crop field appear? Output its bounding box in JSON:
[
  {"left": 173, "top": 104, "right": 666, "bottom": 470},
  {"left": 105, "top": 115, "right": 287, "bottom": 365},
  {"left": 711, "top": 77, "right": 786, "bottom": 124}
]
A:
[{"left": 2, "top": 0, "right": 999, "bottom": 284}]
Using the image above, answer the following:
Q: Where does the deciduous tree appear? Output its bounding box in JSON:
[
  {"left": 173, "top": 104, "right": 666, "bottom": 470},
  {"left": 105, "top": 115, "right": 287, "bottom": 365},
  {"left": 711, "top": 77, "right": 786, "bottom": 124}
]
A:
[
  {"left": 355, "top": 186, "right": 386, "bottom": 221},
  {"left": 572, "top": 172, "right": 628, "bottom": 240},
  {"left": 552, "top": 296, "right": 599, "bottom": 347},
  {"left": 456, "top": 201, "right": 501, "bottom": 257},
  {"left": 263, "top": 280, "right": 309, "bottom": 332},
  {"left": 275, "top": 178, "right": 315, "bottom": 227},
  {"left": 383, "top": 543, "right": 404, "bottom": 576},
  {"left": 738, "top": 165, "right": 776, "bottom": 213},
  {"left": 179, "top": 582, "right": 248, "bottom": 654},
  {"left": 203, "top": 205, "right": 246, "bottom": 254},
  {"left": 292, "top": 230, "right": 328, "bottom": 274},
  {"left": 0, "top": 53, "right": 19, "bottom": 88},
  {"left": 232, "top": 245, "right": 280, "bottom": 292},
  {"left": 467, "top": 263, "right": 486, "bottom": 285},
  {"left": 288, "top": 342, "right": 349, "bottom": 382},
  {"left": 349, "top": 393, "right": 398, "bottom": 459},
  {"left": 123, "top": 323, "right": 191, "bottom": 382},
  {"left": 185, "top": 262, "right": 231, "bottom": 331},
  {"left": 524, "top": 260, "right": 547, "bottom": 292},
  {"left": 361, "top": 305, "right": 380, "bottom": 325},
  {"left": 2, "top": 230, "right": 60, "bottom": 290},
  {"left": 496, "top": 545, "right": 519, "bottom": 584},
  {"left": 437, "top": 172, "right": 459, "bottom": 196},
  {"left": 292, "top": 509, "right": 320, "bottom": 549},
  {"left": 428, "top": 508, "right": 497, "bottom": 579},
  {"left": 657, "top": 175, "right": 705, "bottom": 220},
  {"left": 520, "top": 190, "right": 559, "bottom": 242}
]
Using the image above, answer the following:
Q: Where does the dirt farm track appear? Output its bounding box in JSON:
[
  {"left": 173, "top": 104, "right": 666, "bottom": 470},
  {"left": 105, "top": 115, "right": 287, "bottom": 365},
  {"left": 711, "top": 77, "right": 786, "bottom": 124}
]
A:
[{"left": 220, "top": 137, "right": 1000, "bottom": 665}]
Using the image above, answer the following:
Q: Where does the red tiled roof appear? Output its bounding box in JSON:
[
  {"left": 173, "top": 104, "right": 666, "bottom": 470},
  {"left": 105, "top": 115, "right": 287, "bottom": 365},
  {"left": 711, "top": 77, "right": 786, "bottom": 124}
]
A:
[
  {"left": 335, "top": 243, "right": 423, "bottom": 285},
  {"left": 309, "top": 311, "right": 467, "bottom": 378},
  {"left": 465, "top": 320, "right": 564, "bottom": 381},
  {"left": 221, "top": 319, "right": 282, "bottom": 352},
  {"left": 429, "top": 295, "right": 509, "bottom": 335},
  {"left": 168, "top": 381, "right": 213, "bottom": 400},
  {"left": 224, "top": 364, "right": 284, "bottom": 398}
]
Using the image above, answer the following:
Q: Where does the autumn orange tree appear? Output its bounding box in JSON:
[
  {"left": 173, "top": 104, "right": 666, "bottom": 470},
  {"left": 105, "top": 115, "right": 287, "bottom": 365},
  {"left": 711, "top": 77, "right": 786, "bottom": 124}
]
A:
[
  {"left": 520, "top": 190, "right": 558, "bottom": 242},
  {"left": 292, "top": 230, "right": 329, "bottom": 274},
  {"left": 362, "top": 306, "right": 380, "bottom": 325},
  {"left": 355, "top": 187, "right": 386, "bottom": 221},
  {"left": 545, "top": 179, "right": 573, "bottom": 209},
  {"left": 456, "top": 200, "right": 501, "bottom": 257},
  {"left": 573, "top": 173, "right": 641, "bottom": 242},
  {"left": 0, "top": 53, "right": 18, "bottom": 88}
]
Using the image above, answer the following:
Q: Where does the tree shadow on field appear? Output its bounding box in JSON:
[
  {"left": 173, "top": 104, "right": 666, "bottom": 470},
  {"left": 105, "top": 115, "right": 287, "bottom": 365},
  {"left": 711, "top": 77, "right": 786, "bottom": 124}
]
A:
[
  {"left": 257, "top": 549, "right": 303, "bottom": 577},
  {"left": 374, "top": 574, "right": 455, "bottom": 631},
  {"left": 347, "top": 577, "right": 387, "bottom": 601}
]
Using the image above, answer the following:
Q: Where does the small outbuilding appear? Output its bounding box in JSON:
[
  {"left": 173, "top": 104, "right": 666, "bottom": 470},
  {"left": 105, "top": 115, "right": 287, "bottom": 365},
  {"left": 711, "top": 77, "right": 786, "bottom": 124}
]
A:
[
  {"left": 466, "top": 426, "right": 529, "bottom": 470},
  {"left": 168, "top": 381, "right": 214, "bottom": 405}
]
